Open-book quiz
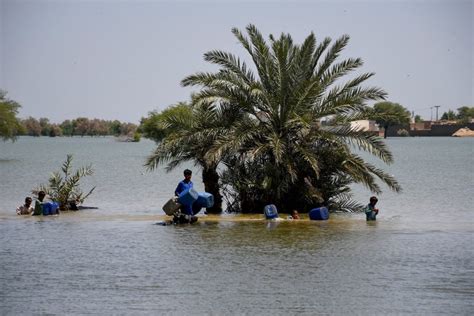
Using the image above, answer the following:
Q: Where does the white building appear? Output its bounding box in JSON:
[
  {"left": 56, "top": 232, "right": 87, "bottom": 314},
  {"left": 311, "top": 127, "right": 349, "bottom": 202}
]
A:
[{"left": 350, "top": 120, "right": 379, "bottom": 132}]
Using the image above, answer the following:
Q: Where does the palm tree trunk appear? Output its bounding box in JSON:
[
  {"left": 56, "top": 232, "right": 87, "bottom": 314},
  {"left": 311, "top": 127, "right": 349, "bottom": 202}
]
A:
[{"left": 202, "top": 167, "right": 222, "bottom": 213}]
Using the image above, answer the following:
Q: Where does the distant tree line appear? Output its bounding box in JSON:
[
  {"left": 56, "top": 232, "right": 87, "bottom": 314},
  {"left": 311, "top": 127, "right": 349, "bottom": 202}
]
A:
[
  {"left": 19, "top": 116, "right": 138, "bottom": 138},
  {"left": 441, "top": 106, "right": 474, "bottom": 123},
  {"left": 1, "top": 89, "right": 139, "bottom": 141}
]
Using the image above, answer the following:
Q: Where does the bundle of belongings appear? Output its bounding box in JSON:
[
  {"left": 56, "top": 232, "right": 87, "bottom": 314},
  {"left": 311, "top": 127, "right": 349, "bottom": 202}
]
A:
[{"left": 162, "top": 188, "right": 214, "bottom": 224}]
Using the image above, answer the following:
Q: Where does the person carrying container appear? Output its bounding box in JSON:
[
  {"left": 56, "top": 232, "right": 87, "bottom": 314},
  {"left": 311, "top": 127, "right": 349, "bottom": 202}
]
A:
[
  {"left": 32, "top": 190, "right": 59, "bottom": 216},
  {"left": 365, "top": 196, "right": 379, "bottom": 221},
  {"left": 174, "top": 169, "right": 197, "bottom": 223}
]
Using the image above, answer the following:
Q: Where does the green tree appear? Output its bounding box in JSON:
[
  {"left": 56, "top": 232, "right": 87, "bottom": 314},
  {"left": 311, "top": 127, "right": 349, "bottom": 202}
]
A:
[
  {"left": 179, "top": 24, "right": 400, "bottom": 212},
  {"left": 39, "top": 118, "right": 51, "bottom": 136},
  {"left": 457, "top": 106, "right": 474, "bottom": 124},
  {"left": 144, "top": 101, "right": 233, "bottom": 213},
  {"left": 60, "top": 120, "right": 74, "bottom": 136},
  {"left": 0, "top": 90, "right": 23, "bottom": 141},
  {"left": 441, "top": 110, "right": 456, "bottom": 120},
  {"left": 140, "top": 102, "right": 191, "bottom": 143},
  {"left": 372, "top": 102, "right": 411, "bottom": 138},
  {"left": 109, "top": 120, "right": 122, "bottom": 136},
  {"left": 414, "top": 115, "right": 422, "bottom": 123}
]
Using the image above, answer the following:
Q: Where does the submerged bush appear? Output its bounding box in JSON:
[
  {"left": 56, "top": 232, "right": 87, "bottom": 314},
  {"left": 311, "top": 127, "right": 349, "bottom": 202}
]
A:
[{"left": 33, "top": 154, "right": 95, "bottom": 210}]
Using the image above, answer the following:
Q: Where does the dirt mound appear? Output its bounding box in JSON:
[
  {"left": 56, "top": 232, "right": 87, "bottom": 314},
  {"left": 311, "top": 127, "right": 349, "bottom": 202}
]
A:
[{"left": 452, "top": 127, "right": 474, "bottom": 137}]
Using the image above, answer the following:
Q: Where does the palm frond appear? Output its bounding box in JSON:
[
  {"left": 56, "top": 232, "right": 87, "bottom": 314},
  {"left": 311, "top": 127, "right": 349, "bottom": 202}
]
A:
[
  {"left": 315, "top": 34, "right": 350, "bottom": 78},
  {"left": 329, "top": 193, "right": 365, "bottom": 212},
  {"left": 204, "top": 50, "right": 255, "bottom": 84}
]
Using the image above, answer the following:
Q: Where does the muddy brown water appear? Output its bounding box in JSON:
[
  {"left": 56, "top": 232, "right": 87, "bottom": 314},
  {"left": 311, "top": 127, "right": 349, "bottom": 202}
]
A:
[{"left": 1, "top": 137, "right": 473, "bottom": 314}]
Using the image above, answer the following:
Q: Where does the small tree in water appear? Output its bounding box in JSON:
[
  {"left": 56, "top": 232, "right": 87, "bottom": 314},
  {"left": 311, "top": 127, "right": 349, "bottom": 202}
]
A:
[{"left": 33, "top": 154, "right": 95, "bottom": 210}]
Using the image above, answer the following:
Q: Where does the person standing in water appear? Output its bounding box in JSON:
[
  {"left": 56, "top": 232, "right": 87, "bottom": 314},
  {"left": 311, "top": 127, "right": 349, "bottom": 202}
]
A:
[
  {"left": 365, "top": 196, "right": 379, "bottom": 221},
  {"left": 287, "top": 210, "right": 300, "bottom": 220},
  {"left": 16, "top": 197, "right": 34, "bottom": 215},
  {"left": 174, "top": 169, "right": 197, "bottom": 223}
]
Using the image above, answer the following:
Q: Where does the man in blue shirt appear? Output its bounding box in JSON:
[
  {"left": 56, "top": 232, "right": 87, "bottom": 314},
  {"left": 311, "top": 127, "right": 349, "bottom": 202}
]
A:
[
  {"left": 365, "top": 196, "right": 379, "bottom": 221},
  {"left": 173, "top": 169, "right": 197, "bottom": 224},
  {"left": 175, "top": 169, "right": 193, "bottom": 199}
]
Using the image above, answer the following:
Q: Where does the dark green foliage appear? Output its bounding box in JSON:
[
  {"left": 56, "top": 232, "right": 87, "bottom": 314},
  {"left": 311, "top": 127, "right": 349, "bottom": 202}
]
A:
[
  {"left": 456, "top": 106, "right": 474, "bottom": 124},
  {"left": 0, "top": 90, "right": 23, "bottom": 142},
  {"left": 60, "top": 120, "right": 74, "bottom": 136},
  {"left": 149, "top": 25, "right": 402, "bottom": 213},
  {"left": 144, "top": 101, "right": 236, "bottom": 213},
  {"left": 372, "top": 102, "right": 411, "bottom": 138},
  {"left": 139, "top": 102, "right": 192, "bottom": 143},
  {"left": 441, "top": 110, "right": 456, "bottom": 121},
  {"left": 39, "top": 118, "right": 51, "bottom": 136},
  {"left": 132, "top": 131, "right": 141, "bottom": 142}
]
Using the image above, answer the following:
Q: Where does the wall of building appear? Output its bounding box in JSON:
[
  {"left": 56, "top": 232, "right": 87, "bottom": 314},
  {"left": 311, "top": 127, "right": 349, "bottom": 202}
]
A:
[{"left": 386, "top": 123, "right": 474, "bottom": 137}]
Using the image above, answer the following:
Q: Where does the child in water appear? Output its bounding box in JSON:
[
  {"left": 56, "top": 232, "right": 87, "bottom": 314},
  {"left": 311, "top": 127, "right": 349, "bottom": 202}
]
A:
[
  {"left": 365, "top": 196, "right": 379, "bottom": 221},
  {"left": 287, "top": 210, "right": 300, "bottom": 220},
  {"left": 16, "top": 197, "right": 33, "bottom": 215}
]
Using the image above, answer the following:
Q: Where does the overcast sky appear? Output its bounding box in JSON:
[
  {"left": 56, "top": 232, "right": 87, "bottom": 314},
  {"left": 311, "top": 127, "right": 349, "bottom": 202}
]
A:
[{"left": 1, "top": 0, "right": 472, "bottom": 123}]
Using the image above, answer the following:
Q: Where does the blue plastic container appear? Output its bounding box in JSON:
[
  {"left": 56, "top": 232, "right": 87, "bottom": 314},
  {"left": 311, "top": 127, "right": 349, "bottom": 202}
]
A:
[
  {"left": 195, "top": 192, "right": 214, "bottom": 209},
  {"left": 178, "top": 187, "right": 198, "bottom": 206},
  {"left": 42, "top": 202, "right": 59, "bottom": 216},
  {"left": 42, "top": 203, "right": 51, "bottom": 216},
  {"left": 264, "top": 204, "right": 278, "bottom": 219},
  {"left": 50, "top": 202, "right": 59, "bottom": 215},
  {"left": 309, "top": 207, "right": 329, "bottom": 220},
  {"left": 192, "top": 202, "right": 203, "bottom": 215}
]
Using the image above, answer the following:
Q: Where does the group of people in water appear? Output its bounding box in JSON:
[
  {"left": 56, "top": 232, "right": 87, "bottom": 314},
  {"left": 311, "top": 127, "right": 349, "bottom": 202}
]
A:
[
  {"left": 16, "top": 191, "right": 58, "bottom": 216},
  {"left": 17, "top": 169, "right": 380, "bottom": 222},
  {"left": 170, "top": 169, "right": 379, "bottom": 223}
]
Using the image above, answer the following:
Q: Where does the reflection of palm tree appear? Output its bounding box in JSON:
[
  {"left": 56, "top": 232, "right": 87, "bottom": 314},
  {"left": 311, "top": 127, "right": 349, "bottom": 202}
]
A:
[{"left": 181, "top": 24, "right": 400, "bottom": 212}]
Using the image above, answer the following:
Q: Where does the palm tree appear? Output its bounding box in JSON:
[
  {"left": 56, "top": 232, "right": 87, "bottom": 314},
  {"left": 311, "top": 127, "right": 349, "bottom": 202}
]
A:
[
  {"left": 33, "top": 154, "right": 95, "bottom": 210},
  {"left": 144, "top": 101, "right": 244, "bottom": 213},
  {"left": 181, "top": 24, "right": 401, "bottom": 212}
]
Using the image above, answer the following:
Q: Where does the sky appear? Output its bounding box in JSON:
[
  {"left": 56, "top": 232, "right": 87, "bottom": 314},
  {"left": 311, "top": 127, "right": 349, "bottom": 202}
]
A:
[{"left": 1, "top": 0, "right": 472, "bottom": 124}]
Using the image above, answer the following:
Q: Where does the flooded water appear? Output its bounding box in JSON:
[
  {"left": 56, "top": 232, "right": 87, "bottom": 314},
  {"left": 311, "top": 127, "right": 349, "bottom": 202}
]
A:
[{"left": 0, "top": 137, "right": 473, "bottom": 314}]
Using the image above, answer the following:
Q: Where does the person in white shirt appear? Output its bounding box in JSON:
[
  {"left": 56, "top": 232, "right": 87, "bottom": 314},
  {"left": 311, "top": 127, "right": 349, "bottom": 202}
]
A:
[{"left": 16, "top": 197, "right": 33, "bottom": 215}]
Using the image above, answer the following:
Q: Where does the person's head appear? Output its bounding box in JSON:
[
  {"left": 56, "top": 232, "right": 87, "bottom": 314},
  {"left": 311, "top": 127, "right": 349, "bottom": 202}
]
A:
[
  {"left": 183, "top": 169, "right": 192, "bottom": 181},
  {"left": 370, "top": 196, "right": 378, "bottom": 205},
  {"left": 24, "top": 197, "right": 32, "bottom": 206},
  {"left": 38, "top": 191, "right": 46, "bottom": 202},
  {"left": 291, "top": 210, "right": 299, "bottom": 218}
]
